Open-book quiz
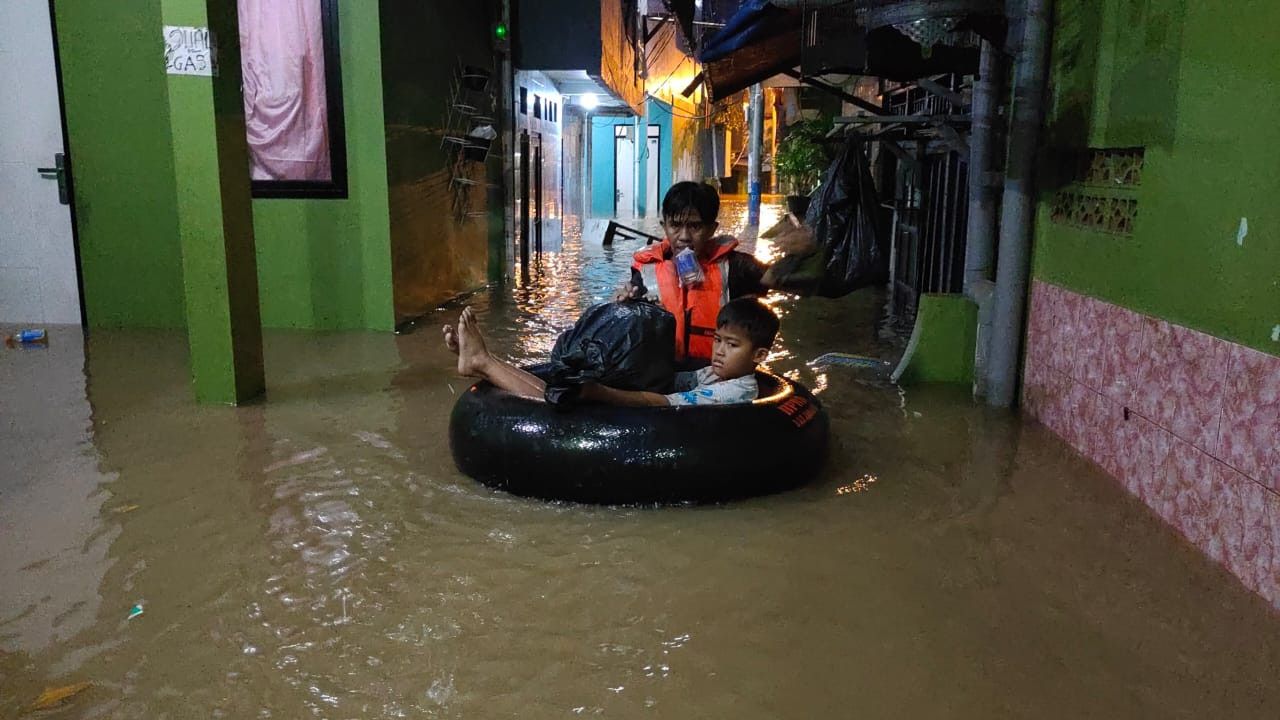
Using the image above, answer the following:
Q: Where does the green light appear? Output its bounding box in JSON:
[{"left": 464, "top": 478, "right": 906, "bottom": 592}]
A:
[{"left": 494, "top": 23, "right": 508, "bottom": 39}]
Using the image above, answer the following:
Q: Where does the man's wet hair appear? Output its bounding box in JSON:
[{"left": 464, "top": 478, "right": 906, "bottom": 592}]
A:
[
  {"left": 716, "top": 297, "right": 779, "bottom": 350},
  {"left": 661, "top": 181, "right": 720, "bottom": 224}
]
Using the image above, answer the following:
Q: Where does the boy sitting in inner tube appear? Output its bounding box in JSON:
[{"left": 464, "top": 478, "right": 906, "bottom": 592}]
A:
[
  {"left": 612, "top": 181, "right": 770, "bottom": 365},
  {"left": 443, "top": 298, "right": 779, "bottom": 407}
]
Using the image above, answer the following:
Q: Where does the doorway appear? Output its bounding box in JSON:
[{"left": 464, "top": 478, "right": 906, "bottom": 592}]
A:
[
  {"left": 613, "top": 124, "right": 634, "bottom": 217},
  {"left": 646, "top": 124, "right": 660, "bottom": 218},
  {"left": 0, "top": 0, "right": 83, "bottom": 325}
]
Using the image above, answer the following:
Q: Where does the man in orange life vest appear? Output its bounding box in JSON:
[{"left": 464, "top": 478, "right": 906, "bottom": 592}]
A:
[{"left": 612, "top": 181, "right": 770, "bottom": 364}]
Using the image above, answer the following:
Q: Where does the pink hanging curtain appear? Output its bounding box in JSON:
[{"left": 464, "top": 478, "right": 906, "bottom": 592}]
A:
[{"left": 238, "top": 0, "right": 332, "bottom": 182}]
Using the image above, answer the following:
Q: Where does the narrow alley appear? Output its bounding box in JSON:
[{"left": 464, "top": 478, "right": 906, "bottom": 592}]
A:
[{"left": 2, "top": 0, "right": 1279, "bottom": 717}]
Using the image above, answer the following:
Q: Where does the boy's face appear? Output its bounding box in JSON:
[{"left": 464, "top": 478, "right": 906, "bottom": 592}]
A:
[
  {"left": 663, "top": 209, "right": 719, "bottom": 260},
  {"left": 710, "top": 324, "right": 769, "bottom": 380}
]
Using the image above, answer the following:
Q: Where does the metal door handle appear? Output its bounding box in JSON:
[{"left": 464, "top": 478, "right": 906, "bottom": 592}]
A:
[{"left": 36, "top": 153, "right": 69, "bottom": 205}]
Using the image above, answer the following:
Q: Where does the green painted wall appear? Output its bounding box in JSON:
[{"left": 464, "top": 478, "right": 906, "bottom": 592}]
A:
[
  {"left": 379, "top": 0, "right": 497, "bottom": 323},
  {"left": 55, "top": 0, "right": 186, "bottom": 328},
  {"left": 58, "top": 2, "right": 495, "bottom": 332},
  {"left": 1036, "top": 0, "right": 1280, "bottom": 355},
  {"left": 251, "top": 1, "right": 394, "bottom": 331}
]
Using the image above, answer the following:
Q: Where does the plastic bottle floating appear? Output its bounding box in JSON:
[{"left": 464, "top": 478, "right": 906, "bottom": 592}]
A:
[
  {"left": 4, "top": 328, "right": 48, "bottom": 347},
  {"left": 810, "top": 352, "right": 889, "bottom": 370}
]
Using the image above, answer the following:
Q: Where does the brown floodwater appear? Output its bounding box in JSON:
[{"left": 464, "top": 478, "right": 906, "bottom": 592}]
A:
[{"left": 2, "top": 200, "right": 1279, "bottom": 718}]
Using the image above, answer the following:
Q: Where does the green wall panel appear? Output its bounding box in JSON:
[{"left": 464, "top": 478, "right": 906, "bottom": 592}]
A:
[
  {"left": 1036, "top": 0, "right": 1280, "bottom": 356},
  {"left": 55, "top": 0, "right": 186, "bottom": 328}
]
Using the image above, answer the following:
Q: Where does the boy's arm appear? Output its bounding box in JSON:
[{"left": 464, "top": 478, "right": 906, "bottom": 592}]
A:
[{"left": 580, "top": 382, "right": 671, "bottom": 407}]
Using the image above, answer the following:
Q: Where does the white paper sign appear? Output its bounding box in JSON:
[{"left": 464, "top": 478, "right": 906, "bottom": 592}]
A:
[{"left": 164, "top": 25, "right": 218, "bottom": 76}]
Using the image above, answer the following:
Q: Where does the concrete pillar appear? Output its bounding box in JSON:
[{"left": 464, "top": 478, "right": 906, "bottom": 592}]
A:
[{"left": 161, "top": 0, "right": 264, "bottom": 404}]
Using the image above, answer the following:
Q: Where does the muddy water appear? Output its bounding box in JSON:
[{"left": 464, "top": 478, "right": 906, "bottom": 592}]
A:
[{"left": 3, "top": 201, "right": 1279, "bottom": 718}]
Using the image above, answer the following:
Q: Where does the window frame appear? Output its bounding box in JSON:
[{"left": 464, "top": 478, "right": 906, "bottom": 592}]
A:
[{"left": 248, "top": 0, "right": 349, "bottom": 200}]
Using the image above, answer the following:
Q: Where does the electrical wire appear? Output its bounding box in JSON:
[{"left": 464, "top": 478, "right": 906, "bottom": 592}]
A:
[{"left": 646, "top": 93, "right": 713, "bottom": 121}]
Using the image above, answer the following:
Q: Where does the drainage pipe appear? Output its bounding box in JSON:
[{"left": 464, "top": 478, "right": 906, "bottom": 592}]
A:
[
  {"left": 964, "top": 40, "right": 1002, "bottom": 400},
  {"left": 747, "top": 83, "right": 764, "bottom": 225},
  {"left": 963, "top": 40, "right": 1001, "bottom": 296},
  {"left": 986, "top": 0, "right": 1053, "bottom": 408}
]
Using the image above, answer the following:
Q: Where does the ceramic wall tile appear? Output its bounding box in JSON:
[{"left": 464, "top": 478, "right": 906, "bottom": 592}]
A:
[
  {"left": 1070, "top": 295, "right": 1113, "bottom": 393},
  {"left": 1237, "top": 478, "right": 1277, "bottom": 599},
  {"left": 1100, "top": 305, "right": 1150, "bottom": 405},
  {"left": 1021, "top": 282, "right": 1278, "bottom": 608},
  {"left": 1202, "top": 461, "right": 1246, "bottom": 568},
  {"left": 1166, "top": 440, "right": 1214, "bottom": 547},
  {"left": 1266, "top": 491, "right": 1280, "bottom": 610},
  {"left": 1135, "top": 418, "right": 1178, "bottom": 515},
  {"left": 1168, "top": 325, "right": 1231, "bottom": 453},
  {"left": 1078, "top": 386, "right": 1125, "bottom": 478},
  {"left": 1217, "top": 344, "right": 1280, "bottom": 492}
]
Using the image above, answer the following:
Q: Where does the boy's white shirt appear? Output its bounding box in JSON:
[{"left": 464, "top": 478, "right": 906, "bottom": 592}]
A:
[{"left": 664, "top": 367, "right": 759, "bottom": 407}]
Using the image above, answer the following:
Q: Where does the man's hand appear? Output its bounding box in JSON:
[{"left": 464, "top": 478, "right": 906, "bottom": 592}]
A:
[
  {"left": 611, "top": 283, "right": 644, "bottom": 303},
  {"left": 772, "top": 215, "right": 818, "bottom": 256}
]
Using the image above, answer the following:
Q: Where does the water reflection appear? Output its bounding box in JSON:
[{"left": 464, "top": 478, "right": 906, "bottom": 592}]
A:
[
  {"left": 3, "top": 202, "right": 1280, "bottom": 717},
  {"left": 0, "top": 328, "right": 114, "bottom": 655}
]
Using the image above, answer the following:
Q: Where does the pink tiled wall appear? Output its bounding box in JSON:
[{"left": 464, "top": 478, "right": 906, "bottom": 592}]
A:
[{"left": 1022, "top": 280, "right": 1280, "bottom": 610}]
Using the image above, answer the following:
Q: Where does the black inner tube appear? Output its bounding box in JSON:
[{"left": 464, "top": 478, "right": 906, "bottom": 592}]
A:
[{"left": 448, "top": 366, "right": 830, "bottom": 505}]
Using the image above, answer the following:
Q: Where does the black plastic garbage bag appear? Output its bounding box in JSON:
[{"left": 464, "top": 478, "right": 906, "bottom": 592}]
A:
[
  {"left": 544, "top": 301, "right": 676, "bottom": 407},
  {"left": 769, "top": 140, "right": 887, "bottom": 297}
]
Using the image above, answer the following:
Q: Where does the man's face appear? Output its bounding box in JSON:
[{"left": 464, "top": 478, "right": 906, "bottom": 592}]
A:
[{"left": 663, "top": 210, "right": 719, "bottom": 259}]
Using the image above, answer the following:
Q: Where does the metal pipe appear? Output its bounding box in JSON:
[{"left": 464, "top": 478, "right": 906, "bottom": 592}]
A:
[
  {"left": 519, "top": 129, "right": 530, "bottom": 277},
  {"left": 582, "top": 110, "right": 592, "bottom": 220},
  {"left": 963, "top": 40, "right": 1002, "bottom": 295},
  {"left": 747, "top": 83, "right": 763, "bottom": 225},
  {"left": 987, "top": 0, "right": 1053, "bottom": 408},
  {"left": 534, "top": 136, "right": 543, "bottom": 254},
  {"left": 498, "top": 0, "right": 514, "bottom": 282}
]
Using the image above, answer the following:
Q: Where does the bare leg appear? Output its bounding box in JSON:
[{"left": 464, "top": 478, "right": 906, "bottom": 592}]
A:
[{"left": 453, "top": 307, "right": 546, "bottom": 400}]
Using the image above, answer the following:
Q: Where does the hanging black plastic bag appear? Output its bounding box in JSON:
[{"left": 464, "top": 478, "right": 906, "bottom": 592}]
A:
[
  {"left": 544, "top": 301, "right": 676, "bottom": 407},
  {"left": 769, "top": 140, "right": 887, "bottom": 297},
  {"left": 806, "top": 139, "right": 888, "bottom": 298}
]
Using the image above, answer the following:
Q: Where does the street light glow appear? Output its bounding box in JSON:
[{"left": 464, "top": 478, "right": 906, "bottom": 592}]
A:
[{"left": 579, "top": 93, "right": 600, "bottom": 110}]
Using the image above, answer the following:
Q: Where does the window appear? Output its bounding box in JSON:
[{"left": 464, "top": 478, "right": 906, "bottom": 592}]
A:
[
  {"left": 239, "top": 0, "right": 348, "bottom": 198},
  {"left": 534, "top": 96, "right": 542, "bottom": 120},
  {"left": 519, "top": 86, "right": 528, "bottom": 114}
]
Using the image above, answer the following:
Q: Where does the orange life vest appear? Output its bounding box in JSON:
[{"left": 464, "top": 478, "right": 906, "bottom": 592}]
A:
[{"left": 631, "top": 238, "right": 736, "bottom": 362}]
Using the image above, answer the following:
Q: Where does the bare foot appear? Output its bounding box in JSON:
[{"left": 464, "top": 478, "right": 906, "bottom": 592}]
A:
[
  {"left": 442, "top": 324, "right": 459, "bottom": 354},
  {"left": 455, "top": 307, "right": 491, "bottom": 377}
]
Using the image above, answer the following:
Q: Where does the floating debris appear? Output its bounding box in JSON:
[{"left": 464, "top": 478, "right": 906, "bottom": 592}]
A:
[
  {"left": 811, "top": 352, "right": 890, "bottom": 370},
  {"left": 28, "top": 681, "right": 91, "bottom": 711}
]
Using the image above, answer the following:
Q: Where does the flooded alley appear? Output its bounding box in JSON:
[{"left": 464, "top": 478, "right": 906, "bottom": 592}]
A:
[{"left": 3, "top": 201, "right": 1279, "bottom": 718}]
